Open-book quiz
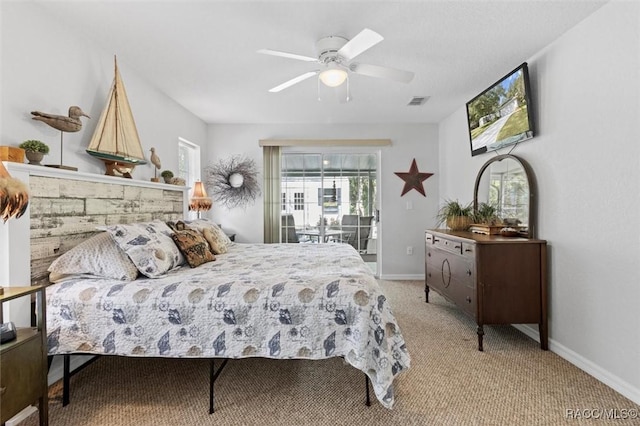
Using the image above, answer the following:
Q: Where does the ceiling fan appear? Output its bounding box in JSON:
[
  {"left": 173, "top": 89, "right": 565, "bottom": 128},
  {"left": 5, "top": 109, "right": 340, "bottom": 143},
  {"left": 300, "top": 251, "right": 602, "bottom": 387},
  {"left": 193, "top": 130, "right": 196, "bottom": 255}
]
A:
[{"left": 258, "top": 28, "right": 415, "bottom": 94}]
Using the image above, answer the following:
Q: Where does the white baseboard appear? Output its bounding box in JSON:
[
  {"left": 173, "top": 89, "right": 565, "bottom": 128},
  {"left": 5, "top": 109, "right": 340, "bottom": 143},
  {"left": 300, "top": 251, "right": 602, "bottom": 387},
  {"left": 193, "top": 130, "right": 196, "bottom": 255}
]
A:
[
  {"left": 379, "top": 274, "right": 424, "bottom": 280},
  {"left": 5, "top": 405, "right": 38, "bottom": 426},
  {"left": 513, "top": 324, "right": 640, "bottom": 406}
]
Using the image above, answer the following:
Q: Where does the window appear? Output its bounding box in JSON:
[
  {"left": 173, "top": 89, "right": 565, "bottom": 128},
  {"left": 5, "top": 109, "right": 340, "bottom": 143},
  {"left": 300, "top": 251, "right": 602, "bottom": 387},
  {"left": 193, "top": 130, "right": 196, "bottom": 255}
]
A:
[
  {"left": 281, "top": 192, "right": 287, "bottom": 211},
  {"left": 178, "top": 138, "right": 201, "bottom": 189},
  {"left": 294, "top": 192, "right": 304, "bottom": 211}
]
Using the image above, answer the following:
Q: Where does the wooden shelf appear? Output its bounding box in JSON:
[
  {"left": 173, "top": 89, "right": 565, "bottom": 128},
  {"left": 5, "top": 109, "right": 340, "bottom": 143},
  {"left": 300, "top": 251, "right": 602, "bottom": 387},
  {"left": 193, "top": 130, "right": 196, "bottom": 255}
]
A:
[{"left": 0, "top": 285, "right": 47, "bottom": 302}]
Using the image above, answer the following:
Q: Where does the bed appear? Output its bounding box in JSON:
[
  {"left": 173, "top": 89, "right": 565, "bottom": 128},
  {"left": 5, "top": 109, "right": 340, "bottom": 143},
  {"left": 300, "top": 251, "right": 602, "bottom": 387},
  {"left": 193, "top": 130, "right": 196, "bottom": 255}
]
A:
[
  {"left": 45, "top": 226, "right": 410, "bottom": 409},
  {"left": 0, "top": 167, "right": 409, "bottom": 411}
]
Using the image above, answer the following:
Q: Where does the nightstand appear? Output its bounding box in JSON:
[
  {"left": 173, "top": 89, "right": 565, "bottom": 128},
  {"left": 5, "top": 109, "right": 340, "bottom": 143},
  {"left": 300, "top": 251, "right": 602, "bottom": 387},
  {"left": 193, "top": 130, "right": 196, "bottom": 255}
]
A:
[
  {"left": 0, "top": 285, "right": 48, "bottom": 425},
  {"left": 217, "top": 224, "right": 235, "bottom": 242}
]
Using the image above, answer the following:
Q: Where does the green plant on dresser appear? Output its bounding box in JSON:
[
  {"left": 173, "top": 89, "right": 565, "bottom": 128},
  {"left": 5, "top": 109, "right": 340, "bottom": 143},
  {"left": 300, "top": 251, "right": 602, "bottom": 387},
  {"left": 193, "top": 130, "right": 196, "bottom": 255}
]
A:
[{"left": 435, "top": 199, "right": 473, "bottom": 231}]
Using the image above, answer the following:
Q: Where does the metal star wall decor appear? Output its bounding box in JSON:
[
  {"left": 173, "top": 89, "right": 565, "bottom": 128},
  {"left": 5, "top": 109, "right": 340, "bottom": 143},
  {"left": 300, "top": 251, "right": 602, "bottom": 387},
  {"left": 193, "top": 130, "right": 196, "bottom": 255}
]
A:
[{"left": 394, "top": 159, "right": 433, "bottom": 197}]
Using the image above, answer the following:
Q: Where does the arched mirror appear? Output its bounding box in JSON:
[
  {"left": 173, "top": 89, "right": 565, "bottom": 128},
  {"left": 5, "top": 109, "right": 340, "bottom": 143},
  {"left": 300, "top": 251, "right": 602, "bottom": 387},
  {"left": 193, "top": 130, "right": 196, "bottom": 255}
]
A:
[{"left": 473, "top": 154, "right": 536, "bottom": 238}]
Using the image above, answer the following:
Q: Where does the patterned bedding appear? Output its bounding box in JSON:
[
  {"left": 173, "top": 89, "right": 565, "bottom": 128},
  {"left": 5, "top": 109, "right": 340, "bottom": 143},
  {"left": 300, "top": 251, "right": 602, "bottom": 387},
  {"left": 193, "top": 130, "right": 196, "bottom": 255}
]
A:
[{"left": 46, "top": 243, "right": 410, "bottom": 408}]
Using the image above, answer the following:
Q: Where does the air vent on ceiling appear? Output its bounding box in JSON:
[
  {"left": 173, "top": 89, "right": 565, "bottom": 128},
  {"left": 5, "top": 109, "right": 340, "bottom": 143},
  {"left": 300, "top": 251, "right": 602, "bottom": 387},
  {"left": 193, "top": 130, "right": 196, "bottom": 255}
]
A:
[{"left": 407, "top": 96, "right": 429, "bottom": 106}]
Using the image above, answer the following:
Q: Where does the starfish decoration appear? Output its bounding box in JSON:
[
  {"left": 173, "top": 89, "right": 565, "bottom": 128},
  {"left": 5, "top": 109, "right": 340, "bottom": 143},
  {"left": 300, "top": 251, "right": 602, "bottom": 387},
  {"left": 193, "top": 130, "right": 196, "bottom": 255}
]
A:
[{"left": 394, "top": 159, "right": 433, "bottom": 197}]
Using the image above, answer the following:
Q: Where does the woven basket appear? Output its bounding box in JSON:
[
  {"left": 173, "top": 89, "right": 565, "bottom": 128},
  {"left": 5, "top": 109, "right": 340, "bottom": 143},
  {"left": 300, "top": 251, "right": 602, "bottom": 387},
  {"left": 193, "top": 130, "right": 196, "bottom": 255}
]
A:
[{"left": 446, "top": 216, "right": 472, "bottom": 231}]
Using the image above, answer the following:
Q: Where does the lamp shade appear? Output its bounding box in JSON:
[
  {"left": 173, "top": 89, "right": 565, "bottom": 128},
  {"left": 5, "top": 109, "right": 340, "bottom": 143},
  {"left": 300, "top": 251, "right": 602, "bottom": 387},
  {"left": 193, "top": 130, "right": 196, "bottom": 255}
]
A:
[
  {"left": 189, "top": 181, "right": 212, "bottom": 212},
  {"left": 319, "top": 63, "right": 348, "bottom": 87},
  {"left": 0, "top": 161, "right": 29, "bottom": 222}
]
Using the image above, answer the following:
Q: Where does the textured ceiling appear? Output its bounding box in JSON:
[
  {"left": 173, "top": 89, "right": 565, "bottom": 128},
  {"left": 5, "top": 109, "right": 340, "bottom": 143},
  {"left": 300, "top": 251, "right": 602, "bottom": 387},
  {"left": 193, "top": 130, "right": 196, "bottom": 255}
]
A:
[{"left": 33, "top": 0, "right": 607, "bottom": 124}]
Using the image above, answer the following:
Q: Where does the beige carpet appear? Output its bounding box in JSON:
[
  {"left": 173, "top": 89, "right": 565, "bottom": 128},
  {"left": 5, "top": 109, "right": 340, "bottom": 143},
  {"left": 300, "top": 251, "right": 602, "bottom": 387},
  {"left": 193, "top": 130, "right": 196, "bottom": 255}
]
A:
[{"left": 23, "top": 280, "right": 639, "bottom": 425}]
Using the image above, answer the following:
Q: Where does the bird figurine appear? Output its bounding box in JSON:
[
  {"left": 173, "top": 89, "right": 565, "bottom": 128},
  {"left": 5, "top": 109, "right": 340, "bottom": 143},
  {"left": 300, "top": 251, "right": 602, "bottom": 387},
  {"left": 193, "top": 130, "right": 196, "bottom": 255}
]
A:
[
  {"left": 150, "top": 147, "right": 161, "bottom": 179},
  {"left": 31, "top": 106, "right": 90, "bottom": 133}
]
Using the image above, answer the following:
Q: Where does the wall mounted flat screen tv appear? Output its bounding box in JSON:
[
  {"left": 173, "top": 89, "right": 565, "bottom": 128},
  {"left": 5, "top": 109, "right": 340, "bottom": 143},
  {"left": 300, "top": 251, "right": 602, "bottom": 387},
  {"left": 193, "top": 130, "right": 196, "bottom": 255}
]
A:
[{"left": 466, "top": 62, "right": 534, "bottom": 157}]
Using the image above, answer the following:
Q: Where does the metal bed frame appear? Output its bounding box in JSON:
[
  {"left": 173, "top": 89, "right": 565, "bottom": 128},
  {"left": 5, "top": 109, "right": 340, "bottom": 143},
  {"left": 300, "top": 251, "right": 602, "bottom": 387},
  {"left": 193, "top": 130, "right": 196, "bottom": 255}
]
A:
[{"left": 48, "top": 355, "right": 371, "bottom": 413}]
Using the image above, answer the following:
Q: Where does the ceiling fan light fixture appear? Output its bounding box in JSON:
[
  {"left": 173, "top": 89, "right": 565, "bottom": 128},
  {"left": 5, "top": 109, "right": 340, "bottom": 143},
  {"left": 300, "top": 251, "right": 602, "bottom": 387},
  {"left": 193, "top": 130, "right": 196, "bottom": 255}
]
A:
[{"left": 319, "top": 64, "right": 348, "bottom": 87}]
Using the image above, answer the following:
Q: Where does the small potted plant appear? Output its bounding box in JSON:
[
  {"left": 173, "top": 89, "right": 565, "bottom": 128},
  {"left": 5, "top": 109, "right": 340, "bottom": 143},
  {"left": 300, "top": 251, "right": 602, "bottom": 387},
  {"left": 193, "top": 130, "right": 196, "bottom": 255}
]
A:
[
  {"left": 19, "top": 140, "right": 49, "bottom": 166},
  {"left": 160, "top": 170, "right": 174, "bottom": 183},
  {"left": 436, "top": 199, "right": 473, "bottom": 231}
]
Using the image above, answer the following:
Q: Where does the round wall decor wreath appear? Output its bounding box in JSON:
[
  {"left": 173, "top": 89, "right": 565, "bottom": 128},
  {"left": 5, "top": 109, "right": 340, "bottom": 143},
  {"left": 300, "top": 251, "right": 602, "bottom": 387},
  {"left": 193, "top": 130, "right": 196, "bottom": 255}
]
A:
[{"left": 205, "top": 155, "right": 261, "bottom": 209}]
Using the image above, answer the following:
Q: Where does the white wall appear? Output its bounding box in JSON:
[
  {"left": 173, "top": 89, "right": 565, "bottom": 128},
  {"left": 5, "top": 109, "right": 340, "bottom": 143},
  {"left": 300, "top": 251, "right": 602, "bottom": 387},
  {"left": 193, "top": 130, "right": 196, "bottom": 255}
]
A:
[
  {"left": 439, "top": 1, "right": 640, "bottom": 404},
  {"left": 206, "top": 123, "right": 439, "bottom": 278},
  {"left": 0, "top": 2, "right": 207, "bottom": 181}
]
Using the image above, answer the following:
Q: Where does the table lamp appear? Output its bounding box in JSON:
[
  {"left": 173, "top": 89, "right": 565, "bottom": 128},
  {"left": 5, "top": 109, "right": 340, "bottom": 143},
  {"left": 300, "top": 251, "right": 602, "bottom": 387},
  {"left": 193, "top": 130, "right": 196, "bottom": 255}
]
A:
[
  {"left": 188, "top": 181, "right": 212, "bottom": 219},
  {"left": 1, "top": 161, "right": 30, "bottom": 295}
]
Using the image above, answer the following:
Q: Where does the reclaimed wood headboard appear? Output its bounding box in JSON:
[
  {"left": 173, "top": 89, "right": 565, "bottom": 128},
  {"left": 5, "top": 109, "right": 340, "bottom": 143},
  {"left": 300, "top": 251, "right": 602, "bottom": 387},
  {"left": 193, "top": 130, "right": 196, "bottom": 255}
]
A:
[{"left": 1, "top": 163, "right": 189, "bottom": 291}]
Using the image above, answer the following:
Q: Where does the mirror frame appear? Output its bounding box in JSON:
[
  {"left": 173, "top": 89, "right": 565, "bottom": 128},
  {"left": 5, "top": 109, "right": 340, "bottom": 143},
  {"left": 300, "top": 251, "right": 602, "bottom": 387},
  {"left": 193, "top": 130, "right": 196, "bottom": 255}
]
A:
[{"left": 473, "top": 154, "right": 537, "bottom": 238}]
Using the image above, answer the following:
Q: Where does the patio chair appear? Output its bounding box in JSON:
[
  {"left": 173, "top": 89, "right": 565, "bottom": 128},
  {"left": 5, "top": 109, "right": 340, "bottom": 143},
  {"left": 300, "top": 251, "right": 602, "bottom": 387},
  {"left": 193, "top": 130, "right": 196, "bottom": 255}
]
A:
[
  {"left": 281, "top": 214, "right": 299, "bottom": 243},
  {"left": 341, "top": 215, "right": 373, "bottom": 253}
]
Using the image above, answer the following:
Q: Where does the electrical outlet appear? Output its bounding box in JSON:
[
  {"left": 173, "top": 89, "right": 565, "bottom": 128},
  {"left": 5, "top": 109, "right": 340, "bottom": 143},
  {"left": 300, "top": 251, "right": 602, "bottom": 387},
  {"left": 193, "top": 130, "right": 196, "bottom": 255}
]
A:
[{"left": 406, "top": 246, "right": 413, "bottom": 255}]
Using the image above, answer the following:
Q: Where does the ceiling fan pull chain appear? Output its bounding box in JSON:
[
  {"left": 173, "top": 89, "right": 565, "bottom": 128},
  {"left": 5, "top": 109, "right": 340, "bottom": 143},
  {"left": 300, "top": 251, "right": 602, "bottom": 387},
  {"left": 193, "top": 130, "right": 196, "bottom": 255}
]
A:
[{"left": 346, "top": 74, "right": 351, "bottom": 102}]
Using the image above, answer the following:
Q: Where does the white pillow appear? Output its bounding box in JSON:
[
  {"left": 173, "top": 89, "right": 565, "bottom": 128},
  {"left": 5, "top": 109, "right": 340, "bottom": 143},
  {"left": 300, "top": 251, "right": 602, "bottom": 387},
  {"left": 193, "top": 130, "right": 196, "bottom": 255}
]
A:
[
  {"left": 183, "top": 219, "right": 232, "bottom": 254},
  {"left": 48, "top": 232, "right": 139, "bottom": 281},
  {"left": 105, "top": 220, "right": 184, "bottom": 278}
]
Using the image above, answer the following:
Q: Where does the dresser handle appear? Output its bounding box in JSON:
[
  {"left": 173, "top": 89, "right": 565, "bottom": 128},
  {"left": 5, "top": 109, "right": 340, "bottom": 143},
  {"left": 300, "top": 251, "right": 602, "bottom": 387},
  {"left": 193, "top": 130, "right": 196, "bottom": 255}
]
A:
[
  {"left": 467, "top": 269, "right": 472, "bottom": 276},
  {"left": 427, "top": 252, "right": 431, "bottom": 257},
  {"left": 464, "top": 248, "right": 472, "bottom": 252},
  {"left": 454, "top": 244, "right": 461, "bottom": 249},
  {"left": 433, "top": 238, "right": 439, "bottom": 242},
  {"left": 466, "top": 297, "right": 472, "bottom": 303}
]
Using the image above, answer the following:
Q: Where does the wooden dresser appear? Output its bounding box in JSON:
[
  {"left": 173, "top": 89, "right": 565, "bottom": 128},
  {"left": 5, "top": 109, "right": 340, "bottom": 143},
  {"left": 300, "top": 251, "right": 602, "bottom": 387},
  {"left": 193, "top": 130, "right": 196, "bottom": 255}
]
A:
[{"left": 425, "top": 229, "right": 548, "bottom": 351}]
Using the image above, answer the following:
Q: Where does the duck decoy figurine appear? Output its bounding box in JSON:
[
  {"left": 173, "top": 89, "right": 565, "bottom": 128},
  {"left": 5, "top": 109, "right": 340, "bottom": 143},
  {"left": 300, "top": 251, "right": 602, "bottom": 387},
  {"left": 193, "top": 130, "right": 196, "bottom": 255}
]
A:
[{"left": 31, "top": 106, "right": 90, "bottom": 132}]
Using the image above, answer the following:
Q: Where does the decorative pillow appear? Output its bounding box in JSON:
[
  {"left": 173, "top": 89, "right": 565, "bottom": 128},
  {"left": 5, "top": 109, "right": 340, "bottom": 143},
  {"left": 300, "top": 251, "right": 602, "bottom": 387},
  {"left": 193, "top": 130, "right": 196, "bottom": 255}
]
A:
[
  {"left": 184, "top": 219, "right": 232, "bottom": 254},
  {"left": 47, "top": 232, "right": 139, "bottom": 281},
  {"left": 105, "top": 220, "right": 185, "bottom": 278},
  {"left": 166, "top": 220, "right": 187, "bottom": 231},
  {"left": 201, "top": 227, "right": 229, "bottom": 254},
  {"left": 171, "top": 229, "right": 216, "bottom": 267}
]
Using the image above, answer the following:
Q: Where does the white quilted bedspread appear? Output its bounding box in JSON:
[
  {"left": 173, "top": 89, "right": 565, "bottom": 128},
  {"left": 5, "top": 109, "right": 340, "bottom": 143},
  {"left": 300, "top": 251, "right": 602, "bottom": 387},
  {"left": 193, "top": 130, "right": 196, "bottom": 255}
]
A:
[{"left": 46, "top": 243, "right": 410, "bottom": 408}]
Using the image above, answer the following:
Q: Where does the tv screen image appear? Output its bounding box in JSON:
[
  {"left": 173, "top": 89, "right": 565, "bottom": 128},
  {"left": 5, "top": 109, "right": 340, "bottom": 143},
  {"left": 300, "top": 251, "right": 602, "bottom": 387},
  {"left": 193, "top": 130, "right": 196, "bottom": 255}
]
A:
[{"left": 466, "top": 62, "right": 534, "bottom": 156}]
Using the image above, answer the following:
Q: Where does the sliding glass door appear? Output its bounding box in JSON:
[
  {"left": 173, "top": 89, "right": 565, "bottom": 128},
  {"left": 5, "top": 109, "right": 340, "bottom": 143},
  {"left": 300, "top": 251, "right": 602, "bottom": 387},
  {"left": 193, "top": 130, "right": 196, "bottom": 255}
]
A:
[{"left": 280, "top": 152, "right": 378, "bottom": 271}]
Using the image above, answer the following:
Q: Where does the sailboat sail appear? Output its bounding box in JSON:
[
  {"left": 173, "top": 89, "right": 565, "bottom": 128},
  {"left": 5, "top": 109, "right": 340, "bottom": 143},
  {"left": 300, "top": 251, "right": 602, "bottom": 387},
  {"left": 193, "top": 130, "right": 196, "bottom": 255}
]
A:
[{"left": 87, "top": 57, "right": 147, "bottom": 171}]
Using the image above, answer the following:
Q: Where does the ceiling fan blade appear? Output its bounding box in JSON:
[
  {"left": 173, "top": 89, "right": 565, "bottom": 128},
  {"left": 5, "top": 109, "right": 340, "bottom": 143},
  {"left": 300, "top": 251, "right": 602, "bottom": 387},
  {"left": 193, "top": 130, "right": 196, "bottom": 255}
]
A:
[
  {"left": 257, "top": 49, "right": 317, "bottom": 62},
  {"left": 268, "top": 71, "right": 318, "bottom": 92},
  {"left": 337, "top": 28, "right": 384, "bottom": 62},
  {"left": 350, "top": 63, "right": 415, "bottom": 83}
]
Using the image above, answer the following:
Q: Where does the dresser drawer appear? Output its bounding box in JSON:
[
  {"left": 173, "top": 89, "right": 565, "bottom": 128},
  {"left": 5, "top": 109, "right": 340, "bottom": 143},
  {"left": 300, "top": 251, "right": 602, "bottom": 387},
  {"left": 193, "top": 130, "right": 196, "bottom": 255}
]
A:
[
  {"left": 426, "top": 248, "right": 474, "bottom": 285},
  {"left": 431, "top": 235, "right": 463, "bottom": 254},
  {"left": 448, "top": 281, "right": 477, "bottom": 318},
  {"left": 0, "top": 330, "right": 44, "bottom": 423},
  {"left": 428, "top": 234, "right": 475, "bottom": 258}
]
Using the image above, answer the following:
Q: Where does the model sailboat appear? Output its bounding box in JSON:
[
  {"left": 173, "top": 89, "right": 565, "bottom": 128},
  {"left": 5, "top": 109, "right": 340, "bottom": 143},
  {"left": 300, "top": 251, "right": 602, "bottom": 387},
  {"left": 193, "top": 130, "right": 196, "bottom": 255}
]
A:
[{"left": 86, "top": 56, "right": 147, "bottom": 177}]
